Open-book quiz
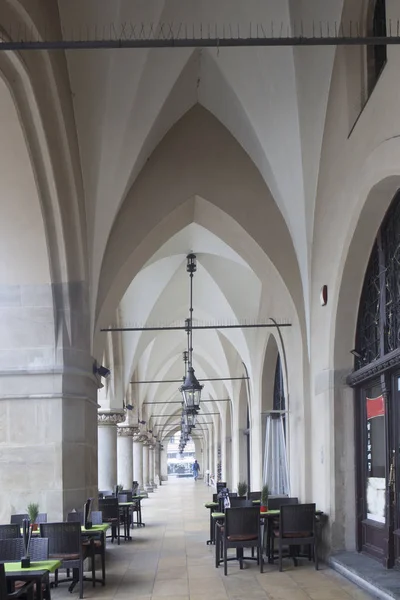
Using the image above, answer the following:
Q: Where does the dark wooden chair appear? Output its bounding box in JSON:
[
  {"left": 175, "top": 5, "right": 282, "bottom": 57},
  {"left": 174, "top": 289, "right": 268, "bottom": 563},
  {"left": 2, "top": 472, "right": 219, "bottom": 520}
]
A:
[
  {"left": 275, "top": 503, "right": 318, "bottom": 571},
  {"left": 98, "top": 498, "right": 120, "bottom": 545},
  {"left": 9, "top": 516, "right": 28, "bottom": 528},
  {"left": 40, "top": 522, "right": 87, "bottom": 599},
  {"left": 218, "top": 507, "right": 263, "bottom": 575}
]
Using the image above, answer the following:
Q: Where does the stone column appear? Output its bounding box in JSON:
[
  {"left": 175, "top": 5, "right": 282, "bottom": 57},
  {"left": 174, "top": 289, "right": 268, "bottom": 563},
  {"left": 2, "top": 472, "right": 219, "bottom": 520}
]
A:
[
  {"left": 117, "top": 427, "right": 135, "bottom": 490},
  {"left": 154, "top": 443, "right": 160, "bottom": 486},
  {"left": 132, "top": 435, "right": 144, "bottom": 490},
  {"left": 98, "top": 411, "right": 125, "bottom": 492},
  {"left": 149, "top": 445, "right": 155, "bottom": 487},
  {"left": 143, "top": 443, "right": 150, "bottom": 489}
]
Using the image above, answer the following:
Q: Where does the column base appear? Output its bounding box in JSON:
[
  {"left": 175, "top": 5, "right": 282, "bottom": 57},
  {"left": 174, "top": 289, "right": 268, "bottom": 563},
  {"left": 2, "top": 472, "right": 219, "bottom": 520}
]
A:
[{"left": 145, "top": 485, "right": 154, "bottom": 492}]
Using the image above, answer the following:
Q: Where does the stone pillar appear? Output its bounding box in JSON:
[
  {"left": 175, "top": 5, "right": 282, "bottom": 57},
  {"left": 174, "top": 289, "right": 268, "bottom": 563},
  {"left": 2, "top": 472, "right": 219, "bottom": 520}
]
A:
[
  {"left": 143, "top": 443, "right": 150, "bottom": 489},
  {"left": 149, "top": 445, "right": 155, "bottom": 486},
  {"left": 117, "top": 427, "right": 134, "bottom": 490},
  {"left": 132, "top": 436, "right": 144, "bottom": 490},
  {"left": 98, "top": 411, "right": 125, "bottom": 492},
  {"left": 154, "top": 443, "right": 160, "bottom": 486}
]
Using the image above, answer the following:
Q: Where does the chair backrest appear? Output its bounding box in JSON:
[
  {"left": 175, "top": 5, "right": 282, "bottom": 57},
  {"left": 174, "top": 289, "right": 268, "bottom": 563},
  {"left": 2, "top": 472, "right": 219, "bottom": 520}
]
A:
[
  {"left": 10, "top": 514, "right": 29, "bottom": 526},
  {"left": 99, "top": 497, "right": 119, "bottom": 521},
  {"left": 279, "top": 503, "right": 316, "bottom": 538},
  {"left": 0, "top": 538, "right": 23, "bottom": 561},
  {"left": 216, "top": 482, "right": 227, "bottom": 493},
  {"left": 121, "top": 490, "right": 133, "bottom": 501},
  {"left": 230, "top": 497, "right": 253, "bottom": 509},
  {"left": 0, "top": 524, "right": 20, "bottom": 540},
  {"left": 224, "top": 507, "right": 260, "bottom": 539},
  {"left": 117, "top": 494, "right": 128, "bottom": 503},
  {"left": 99, "top": 490, "right": 113, "bottom": 497},
  {"left": 0, "top": 537, "right": 48, "bottom": 561},
  {"left": 247, "top": 491, "right": 261, "bottom": 501},
  {"left": 91, "top": 511, "right": 102, "bottom": 525},
  {"left": 40, "top": 522, "right": 81, "bottom": 556},
  {"left": 67, "top": 511, "right": 83, "bottom": 524},
  {"left": 29, "top": 537, "right": 49, "bottom": 561},
  {"left": 212, "top": 493, "right": 218, "bottom": 503},
  {"left": 267, "top": 497, "right": 299, "bottom": 510},
  {"left": 35, "top": 513, "right": 47, "bottom": 524},
  {"left": 132, "top": 482, "right": 139, "bottom": 495}
]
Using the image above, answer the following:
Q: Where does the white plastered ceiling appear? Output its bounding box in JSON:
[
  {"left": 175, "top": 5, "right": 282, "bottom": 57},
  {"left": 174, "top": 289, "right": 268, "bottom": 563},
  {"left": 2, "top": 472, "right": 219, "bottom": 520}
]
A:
[
  {"left": 54, "top": 0, "right": 343, "bottom": 441},
  {"left": 56, "top": 0, "right": 344, "bottom": 340}
]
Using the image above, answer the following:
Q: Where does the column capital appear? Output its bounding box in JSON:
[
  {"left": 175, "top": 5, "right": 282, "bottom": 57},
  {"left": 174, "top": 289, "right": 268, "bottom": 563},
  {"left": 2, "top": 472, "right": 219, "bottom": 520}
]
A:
[
  {"left": 98, "top": 410, "right": 125, "bottom": 426},
  {"left": 133, "top": 433, "right": 148, "bottom": 443},
  {"left": 117, "top": 426, "right": 139, "bottom": 437}
]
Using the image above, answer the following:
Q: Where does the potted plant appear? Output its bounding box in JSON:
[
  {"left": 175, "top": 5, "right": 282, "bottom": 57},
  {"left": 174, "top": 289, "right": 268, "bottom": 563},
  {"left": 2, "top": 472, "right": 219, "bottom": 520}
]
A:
[
  {"left": 261, "top": 485, "right": 269, "bottom": 512},
  {"left": 27, "top": 503, "right": 39, "bottom": 530},
  {"left": 237, "top": 481, "right": 248, "bottom": 497}
]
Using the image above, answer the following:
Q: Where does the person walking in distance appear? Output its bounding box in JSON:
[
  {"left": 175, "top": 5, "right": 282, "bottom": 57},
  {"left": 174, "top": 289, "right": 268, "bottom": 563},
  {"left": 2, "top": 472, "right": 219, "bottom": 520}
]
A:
[{"left": 192, "top": 459, "right": 200, "bottom": 481}]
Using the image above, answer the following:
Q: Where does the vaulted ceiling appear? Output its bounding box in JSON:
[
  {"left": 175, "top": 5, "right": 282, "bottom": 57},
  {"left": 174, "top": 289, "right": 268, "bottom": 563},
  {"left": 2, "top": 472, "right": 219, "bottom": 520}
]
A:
[{"left": 14, "top": 0, "right": 347, "bottom": 434}]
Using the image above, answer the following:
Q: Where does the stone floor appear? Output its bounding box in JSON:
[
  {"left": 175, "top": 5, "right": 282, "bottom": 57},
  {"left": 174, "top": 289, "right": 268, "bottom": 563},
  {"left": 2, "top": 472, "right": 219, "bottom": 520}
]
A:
[{"left": 52, "top": 478, "right": 376, "bottom": 599}]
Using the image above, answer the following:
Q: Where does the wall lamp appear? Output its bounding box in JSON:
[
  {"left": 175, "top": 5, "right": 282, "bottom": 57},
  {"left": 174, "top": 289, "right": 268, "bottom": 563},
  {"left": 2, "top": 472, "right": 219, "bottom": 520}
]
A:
[
  {"left": 125, "top": 404, "right": 134, "bottom": 411},
  {"left": 93, "top": 363, "right": 111, "bottom": 378},
  {"left": 139, "top": 419, "right": 146, "bottom": 425},
  {"left": 350, "top": 349, "right": 365, "bottom": 361}
]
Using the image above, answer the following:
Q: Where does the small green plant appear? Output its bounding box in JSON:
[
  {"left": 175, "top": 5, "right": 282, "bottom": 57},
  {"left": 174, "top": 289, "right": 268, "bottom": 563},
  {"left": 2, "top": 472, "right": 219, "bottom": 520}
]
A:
[
  {"left": 261, "top": 484, "right": 269, "bottom": 507},
  {"left": 116, "top": 484, "right": 124, "bottom": 493},
  {"left": 27, "top": 502, "right": 39, "bottom": 523},
  {"left": 237, "top": 481, "right": 248, "bottom": 497}
]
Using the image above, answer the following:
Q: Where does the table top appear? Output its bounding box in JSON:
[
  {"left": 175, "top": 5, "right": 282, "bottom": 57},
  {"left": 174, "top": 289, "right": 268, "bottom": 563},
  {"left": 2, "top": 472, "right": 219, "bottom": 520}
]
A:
[
  {"left": 4, "top": 560, "right": 61, "bottom": 574},
  {"left": 81, "top": 523, "right": 110, "bottom": 533}
]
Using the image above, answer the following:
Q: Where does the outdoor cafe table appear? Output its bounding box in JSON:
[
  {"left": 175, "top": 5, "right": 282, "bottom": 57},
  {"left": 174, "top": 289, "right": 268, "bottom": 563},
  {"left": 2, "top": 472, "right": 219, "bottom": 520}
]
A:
[
  {"left": 212, "top": 509, "right": 324, "bottom": 566},
  {"left": 4, "top": 559, "right": 61, "bottom": 600},
  {"left": 119, "top": 496, "right": 146, "bottom": 538},
  {"left": 204, "top": 499, "right": 260, "bottom": 545},
  {"left": 81, "top": 523, "right": 110, "bottom": 586}
]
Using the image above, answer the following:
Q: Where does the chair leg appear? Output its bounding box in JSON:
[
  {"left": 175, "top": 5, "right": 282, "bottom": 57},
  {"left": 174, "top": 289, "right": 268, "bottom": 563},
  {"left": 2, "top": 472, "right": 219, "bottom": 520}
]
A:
[
  {"left": 279, "top": 541, "right": 283, "bottom": 572},
  {"left": 259, "top": 545, "right": 263, "bottom": 573},
  {"left": 314, "top": 539, "right": 318, "bottom": 570},
  {"left": 91, "top": 545, "right": 96, "bottom": 587},
  {"left": 101, "top": 542, "right": 106, "bottom": 585},
  {"left": 215, "top": 528, "right": 219, "bottom": 568},
  {"left": 224, "top": 542, "right": 228, "bottom": 576},
  {"left": 79, "top": 563, "right": 84, "bottom": 599}
]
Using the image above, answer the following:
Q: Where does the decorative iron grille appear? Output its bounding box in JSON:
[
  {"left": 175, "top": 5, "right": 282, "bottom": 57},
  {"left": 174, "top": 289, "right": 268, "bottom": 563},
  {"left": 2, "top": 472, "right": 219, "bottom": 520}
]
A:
[{"left": 356, "top": 190, "right": 400, "bottom": 369}]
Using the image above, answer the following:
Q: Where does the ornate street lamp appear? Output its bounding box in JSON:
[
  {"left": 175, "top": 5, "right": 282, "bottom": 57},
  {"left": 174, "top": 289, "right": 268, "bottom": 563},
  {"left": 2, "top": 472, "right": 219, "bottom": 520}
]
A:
[{"left": 180, "top": 254, "right": 203, "bottom": 411}]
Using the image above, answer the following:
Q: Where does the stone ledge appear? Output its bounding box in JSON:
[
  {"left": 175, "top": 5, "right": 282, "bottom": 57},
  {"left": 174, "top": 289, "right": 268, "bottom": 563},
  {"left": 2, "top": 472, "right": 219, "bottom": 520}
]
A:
[{"left": 329, "top": 551, "right": 400, "bottom": 599}]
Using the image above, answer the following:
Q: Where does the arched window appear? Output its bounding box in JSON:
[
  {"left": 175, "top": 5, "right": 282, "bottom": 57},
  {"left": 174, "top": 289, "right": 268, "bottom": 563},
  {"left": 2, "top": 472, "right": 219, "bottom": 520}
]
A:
[
  {"left": 366, "top": 0, "right": 387, "bottom": 96},
  {"left": 355, "top": 190, "right": 400, "bottom": 369}
]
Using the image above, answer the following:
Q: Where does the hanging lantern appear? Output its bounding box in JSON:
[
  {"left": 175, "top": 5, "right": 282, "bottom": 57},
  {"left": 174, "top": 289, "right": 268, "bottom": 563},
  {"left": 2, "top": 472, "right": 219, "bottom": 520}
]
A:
[{"left": 180, "top": 367, "right": 203, "bottom": 412}]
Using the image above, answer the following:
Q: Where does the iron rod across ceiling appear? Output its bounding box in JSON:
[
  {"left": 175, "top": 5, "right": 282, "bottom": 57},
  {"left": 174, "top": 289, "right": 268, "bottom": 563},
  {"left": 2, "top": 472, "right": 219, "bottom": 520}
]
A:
[
  {"left": 132, "top": 377, "right": 247, "bottom": 384},
  {"left": 2, "top": 35, "right": 400, "bottom": 52},
  {"left": 102, "top": 322, "right": 290, "bottom": 332},
  {"left": 143, "top": 399, "right": 231, "bottom": 404},
  {"left": 150, "top": 413, "right": 219, "bottom": 417}
]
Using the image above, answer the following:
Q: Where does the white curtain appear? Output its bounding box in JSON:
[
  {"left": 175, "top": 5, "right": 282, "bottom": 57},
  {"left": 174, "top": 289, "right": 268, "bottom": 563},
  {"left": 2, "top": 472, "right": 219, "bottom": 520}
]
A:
[{"left": 263, "top": 415, "right": 290, "bottom": 495}]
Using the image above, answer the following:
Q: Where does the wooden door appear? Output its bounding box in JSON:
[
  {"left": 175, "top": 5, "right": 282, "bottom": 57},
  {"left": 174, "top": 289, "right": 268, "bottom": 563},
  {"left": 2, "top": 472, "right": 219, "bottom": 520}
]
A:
[{"left": 356, "top": 379, "right": 393, "bottom": 565}]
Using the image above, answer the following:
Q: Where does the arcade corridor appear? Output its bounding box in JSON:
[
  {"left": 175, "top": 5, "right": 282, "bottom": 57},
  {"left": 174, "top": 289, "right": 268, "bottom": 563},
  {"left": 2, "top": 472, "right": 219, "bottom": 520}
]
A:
[{"left": 52, "top": 479, "right": 373, "bottom": 600}]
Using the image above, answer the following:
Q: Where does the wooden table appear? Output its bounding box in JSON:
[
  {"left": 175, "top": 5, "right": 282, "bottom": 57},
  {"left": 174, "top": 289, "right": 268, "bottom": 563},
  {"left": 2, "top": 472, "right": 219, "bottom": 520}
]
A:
[{"left": 4, "top": 559, "right": 61, "bottom": 600}]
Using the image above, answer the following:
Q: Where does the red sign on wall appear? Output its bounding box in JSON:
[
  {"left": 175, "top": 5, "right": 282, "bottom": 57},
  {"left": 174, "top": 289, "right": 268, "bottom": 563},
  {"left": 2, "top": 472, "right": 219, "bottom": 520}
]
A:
[{"left": 366, "top": 395, "right": 385, "bottom": 420}]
